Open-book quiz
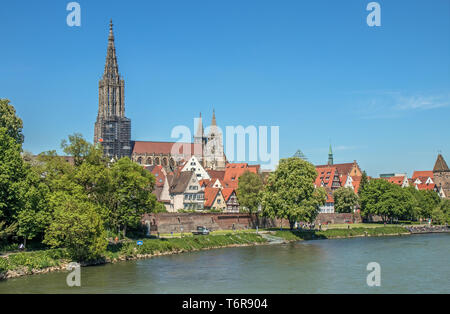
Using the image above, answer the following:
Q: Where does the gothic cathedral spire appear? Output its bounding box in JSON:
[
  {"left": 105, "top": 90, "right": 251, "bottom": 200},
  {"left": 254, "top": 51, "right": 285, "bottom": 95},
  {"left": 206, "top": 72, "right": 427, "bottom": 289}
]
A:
[{"left": 94, "top": 20, "right": 131, "bottom": 159}]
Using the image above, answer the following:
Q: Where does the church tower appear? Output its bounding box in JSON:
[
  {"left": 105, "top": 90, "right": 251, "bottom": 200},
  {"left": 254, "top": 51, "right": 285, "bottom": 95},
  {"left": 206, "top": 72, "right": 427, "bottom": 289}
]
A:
[
  {"left": 203, "top": 110, "right": 226, "bottom": 170},
  {"left": 94, "top": 20, "right": 131, "bottom": 159},
  {"left": 328, "top": 144, "right": 334, "bottom": 165},
  {"left": 194, "top": 112, "right": 207, "bottom": 146}
]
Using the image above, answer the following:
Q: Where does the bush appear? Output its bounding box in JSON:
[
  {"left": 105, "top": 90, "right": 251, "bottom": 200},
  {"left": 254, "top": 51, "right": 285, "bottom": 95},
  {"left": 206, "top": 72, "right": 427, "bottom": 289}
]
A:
[{"left": 0, "top": 248, "right": 69, "bottom": 273}]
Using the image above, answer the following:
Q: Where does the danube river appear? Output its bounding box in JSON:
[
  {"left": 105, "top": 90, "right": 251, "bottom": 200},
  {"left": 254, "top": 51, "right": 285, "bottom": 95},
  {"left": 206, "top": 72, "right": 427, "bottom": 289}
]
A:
[{"left": 0, "top": 233, "right": 449, "bottom": 294}]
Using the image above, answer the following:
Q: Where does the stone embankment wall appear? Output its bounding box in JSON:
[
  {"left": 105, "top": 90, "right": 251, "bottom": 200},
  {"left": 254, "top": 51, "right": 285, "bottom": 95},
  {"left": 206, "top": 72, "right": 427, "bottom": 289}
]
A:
[
  {"left": 405, "top": 225, "right": 449, "bottom": 234},
  {"left": 142, "top": 212, "right": 363, "bottom": 234}
]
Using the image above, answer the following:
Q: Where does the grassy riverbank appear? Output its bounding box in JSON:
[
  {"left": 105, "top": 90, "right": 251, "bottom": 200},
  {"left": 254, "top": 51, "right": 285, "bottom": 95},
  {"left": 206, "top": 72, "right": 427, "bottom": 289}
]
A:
[
  {"left": 104, "top": 233, "right": 267, "bottom": 260},
  {"left": 0, "top": 233, "right": 267, "bottom": 278},
  {"left": 0, "top": 226, "right": 414, "bottom": 280},
  {"left": 273, "top": 226, "right": 410, "bottom": 241}
]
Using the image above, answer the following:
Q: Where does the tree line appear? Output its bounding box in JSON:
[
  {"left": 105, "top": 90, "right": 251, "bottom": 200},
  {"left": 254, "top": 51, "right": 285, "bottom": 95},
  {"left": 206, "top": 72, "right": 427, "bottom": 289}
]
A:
[
  {"left": 0, "top": 99, "right": 163, "bottom": 261},
  {"left": 237, "top": 157, "right": 449, "bottom": 228}
]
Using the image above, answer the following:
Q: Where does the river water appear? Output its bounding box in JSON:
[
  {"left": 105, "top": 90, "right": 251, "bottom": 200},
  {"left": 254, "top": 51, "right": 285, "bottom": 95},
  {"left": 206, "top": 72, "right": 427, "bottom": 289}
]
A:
[{"left": 0, "top": 233, "right": 449, "bottom": 294}]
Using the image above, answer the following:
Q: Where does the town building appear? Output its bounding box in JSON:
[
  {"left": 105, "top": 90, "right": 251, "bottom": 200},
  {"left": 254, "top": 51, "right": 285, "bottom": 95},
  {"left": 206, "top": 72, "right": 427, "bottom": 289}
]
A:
[
  {"left": 411, "top": 170, "right": 436, "bottom": 191},
  {"left": 204, "top": 187, "right": 226, "bottom": 211},
  {"left": 181, "top": 155, "right": 211, "bottom": 181},
  {"left": 222, "top": 188, "right": 240, "bottom": 213},
  {"left": 168, "top": 171, "right": 204, "bottom": 211},
  {"left": 315, "top": 166, "right": 341, "bottom": 213}
]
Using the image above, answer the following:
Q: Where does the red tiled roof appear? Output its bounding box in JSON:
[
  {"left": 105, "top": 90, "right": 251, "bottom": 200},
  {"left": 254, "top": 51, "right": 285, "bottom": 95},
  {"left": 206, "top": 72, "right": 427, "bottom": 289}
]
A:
[
  {"left": 132, "top": 141, "right": 202, "bottom": 156},
  {"left": 412, "top": 171, "right": 433, "bottom": 180},
  {"left": 340, "top": 174, "right": 348, "bottom": 186},
  {"left": 316, "top": 162, "right": 357, "bottom": 176},
  {"left": 204, "top": 187, "right": 221, "bottom": 208},
  {"left": 223, "top": 163, "right": 258, "bottom": 188},
  {"left": 415, "top": 183, "right": 436, "bottom": 191},
  {"left": 145, "top": 165, "right": 166, "bottom": 187},
  {"left": 221, "top": 188, "right": 235, "bottom": 202},
  {"left": 207, "top": 170, "right": 225, "bottom": 181},
  {"left": 315, "top": 166, "right": 339, "bottom": 189},
  {"left": 199, "top": 179, "right": 210, "bottom": 187},
  {"left": 351, "top": 176, "right": 362, "bottom": 194},
  {"left": 382, "top": 176, "right": 406, "bottom": 186}
]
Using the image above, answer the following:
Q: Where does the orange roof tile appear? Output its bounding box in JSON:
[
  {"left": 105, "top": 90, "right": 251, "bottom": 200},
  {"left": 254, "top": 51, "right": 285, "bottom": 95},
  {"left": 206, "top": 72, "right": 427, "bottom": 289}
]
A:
[
  {"left": 415, "top": 183, "right": 436, "bottom": 191},
  {"left": 221, "top": 188, "right": 236, "bottom": 202},
  {"left": 204, "top": 187, "right": 221, "bottom": 208},
  {"left": 223, "top": 163, "right": 258, "bottom": 189},
  {"left": 412, "top": 171, "right": 433, "bottom": 180},
  {"left": 315, "top": 166, "right": 339, "bottom": 189}
]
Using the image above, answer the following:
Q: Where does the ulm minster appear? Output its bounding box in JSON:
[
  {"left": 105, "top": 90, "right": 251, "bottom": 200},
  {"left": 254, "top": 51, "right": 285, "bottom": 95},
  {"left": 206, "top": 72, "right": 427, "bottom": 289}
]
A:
[{"left": 95, "top": 21, "right": 226, "bottom": 172}]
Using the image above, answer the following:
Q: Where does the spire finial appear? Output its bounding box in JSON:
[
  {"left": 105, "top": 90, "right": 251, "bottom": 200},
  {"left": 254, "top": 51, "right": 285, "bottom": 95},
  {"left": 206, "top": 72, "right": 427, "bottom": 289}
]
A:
[
  {"left": 212, "top": 108, "right": 216, "bottom": 126},
  {"left": 328, "top": 142, "right": 334, "bottom": 166},
  {"left": 109, "top": 19, "right": 114, "bottom": 41}
]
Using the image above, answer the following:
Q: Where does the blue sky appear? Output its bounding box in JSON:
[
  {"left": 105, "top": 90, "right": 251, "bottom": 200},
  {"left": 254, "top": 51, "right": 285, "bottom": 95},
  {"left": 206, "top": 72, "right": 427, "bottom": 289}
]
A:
[{"left": 1, "top": 0, "right": 449, "bottom": 176}]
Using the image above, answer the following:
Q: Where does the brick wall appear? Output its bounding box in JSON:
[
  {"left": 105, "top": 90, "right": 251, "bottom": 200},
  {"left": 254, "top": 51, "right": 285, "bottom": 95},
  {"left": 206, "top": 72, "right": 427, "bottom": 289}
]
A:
[
  {"left": 314, "top": 213, "right": 362, "bottom": 224},
  {"left": 142, "top": 212, "right": 362, "bottom": 234}
]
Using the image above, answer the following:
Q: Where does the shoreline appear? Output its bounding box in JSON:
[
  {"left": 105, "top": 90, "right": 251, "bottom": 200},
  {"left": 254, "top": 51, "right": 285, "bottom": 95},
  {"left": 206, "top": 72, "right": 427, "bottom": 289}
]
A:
[{"left": 1, "top": 225, "right": 448, "bottom": 282}]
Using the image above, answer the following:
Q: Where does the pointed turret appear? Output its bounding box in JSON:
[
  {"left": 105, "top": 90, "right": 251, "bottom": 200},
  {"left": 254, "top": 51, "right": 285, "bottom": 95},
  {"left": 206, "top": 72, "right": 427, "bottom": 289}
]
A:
[
  {"left": 194, "top": 112, "right": 205, "bottom": 145},
  {"left": 104, "top": 20, "right": 119, "bottom": 79},
  {"left": 433, "top": 154, "right": 449, "bottom": 173},
  {"left": 328, "top": 144, "right": 334, "bottom": 165},
  {"left": 211, "top": 109, "right": 217, "bottom": 126}
]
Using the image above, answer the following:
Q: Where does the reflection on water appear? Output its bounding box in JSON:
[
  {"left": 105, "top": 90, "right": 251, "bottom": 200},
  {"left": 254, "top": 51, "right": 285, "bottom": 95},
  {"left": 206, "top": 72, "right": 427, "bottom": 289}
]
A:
[{"left": 0, "top": 233, "right": 449, "bottom": 294}]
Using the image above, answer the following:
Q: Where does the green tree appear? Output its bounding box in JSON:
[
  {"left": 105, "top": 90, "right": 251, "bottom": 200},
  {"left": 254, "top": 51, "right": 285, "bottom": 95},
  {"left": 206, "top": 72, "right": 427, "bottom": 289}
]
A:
[
  {"left": 333, "top": 187, "right": 359, "bottom": 213},
  {"left": 108, "top": 157, "right": 157, "bottom": 237},
  {"left": 61, "top": 133, "right": 93, "bottom": 167},
  {"left": 431, "top": 199, "right": 450, "bottom": 225},
  {"left": 44, "top": 192, "right": 107, "bottom": 261},
  {"left": 261, "top": 157, "right": 327, "bottom": 229},
  {"left": 0, "top": 128, "right": 28, "bottom": 226},
  {"left": 360, "top": 179, "right": 414, "bottom": 223},
  {"left": 154, "top": 202, "right": 168, "bottom": 213},
  {"left": 405, "top": 187, "right": 441, "bottom": 221},
  {"left": 359, "top": 171, "right": 369, "bottom": 196},
  {"left": 237, "top": 171, "right": 264, "bottom": 214},
  {"left": 16, "top": 171, "right": 51, "bottom": 245},
  {"left": 0, "top": 99, "right": 24, "bottom": 144}
]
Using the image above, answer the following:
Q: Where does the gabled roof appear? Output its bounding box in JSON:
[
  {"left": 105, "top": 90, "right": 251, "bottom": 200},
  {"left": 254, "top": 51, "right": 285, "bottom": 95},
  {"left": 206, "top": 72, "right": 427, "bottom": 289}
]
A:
[
  {"left": 223, "top": 163, "right": 259, "bottom": 188},
  {"left": 382, "top": 175, "right": 407, "bottom": 186},
  {"left": 170, "top": 171, "right": 195, "bottom": 194},
  {"left": 315, "top": 166, "right": 340, "bottom": 189},
  {"left": 221, "top": 188, "right": 236, "bottom": 202},
  {"left": 132, "top": 141, "right": 203, "bottom": 156},
  {"left": 316, "top": 162, "right": 357, "bottom": 176},
  {"left": 412, "top": 171, "right": 434, "bottom": 180},
  {"left": 145, "top": 165, "right": 166, "bottom": 187},
  {"left": 207, "top": 170, "right": 225, "bottom": 181},
  {"left": 415, "top": 183, "right": 436, "bottom": 191},
  {"left": 199, "top": 179, "right": 210, "bottom": 187},
  {"left": 204, "top": 187, "right": 221, "bottom": 208},
  {"left": 433, "top": 154, "right": 449, "bottom": 172}
]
